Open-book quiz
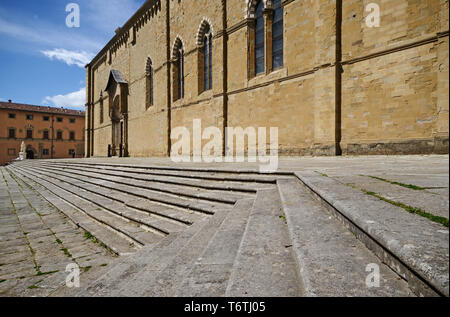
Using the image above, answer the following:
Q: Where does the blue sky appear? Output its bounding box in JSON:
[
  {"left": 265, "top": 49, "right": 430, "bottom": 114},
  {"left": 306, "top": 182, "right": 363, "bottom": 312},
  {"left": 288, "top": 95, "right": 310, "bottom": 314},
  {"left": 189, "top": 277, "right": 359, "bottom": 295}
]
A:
[{"left": 0, "top": 0, "right": 145, "bottom": 110}]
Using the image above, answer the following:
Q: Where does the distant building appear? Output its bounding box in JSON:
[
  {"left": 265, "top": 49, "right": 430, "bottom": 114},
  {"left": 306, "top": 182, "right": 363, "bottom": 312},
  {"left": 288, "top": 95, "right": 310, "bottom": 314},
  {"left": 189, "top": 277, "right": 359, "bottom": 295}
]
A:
[{"left": 0, "top": 100, "right": 85, "bottom": 166}]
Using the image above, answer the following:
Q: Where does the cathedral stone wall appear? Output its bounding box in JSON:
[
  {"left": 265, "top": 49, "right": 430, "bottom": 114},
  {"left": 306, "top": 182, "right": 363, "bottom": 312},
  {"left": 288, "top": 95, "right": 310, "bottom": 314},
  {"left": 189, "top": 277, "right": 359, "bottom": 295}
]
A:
[{"left": 85, "top": 0, "right": 449, "bottom": 158}]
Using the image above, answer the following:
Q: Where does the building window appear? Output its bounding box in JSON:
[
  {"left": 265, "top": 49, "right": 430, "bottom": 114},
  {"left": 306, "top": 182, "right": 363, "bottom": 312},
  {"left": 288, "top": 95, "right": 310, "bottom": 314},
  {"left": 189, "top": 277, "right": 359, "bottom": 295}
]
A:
[
  {"left": 43, "top": 130, "right": 49, "bottom": 140},
  {"left": 57, "top": 131, "right": 63, "bottom": 140},
  {"left": 43, "top": 116, "right": 50, "bottom": 121},
  {"left": 43, "top": 149, "right": 50, "bottom": 156},
  {"left": 255, "top": 1, "right": 265, "bottom": 75},
  {"left": 272, "top": 0, "right": 284, "bottom": 69},
  {"left": 203, "top": 25, "right": 213, "bottom": 92},
  {"left": 8, "top": 128, "right": 16, "bottom": 139},
  {"left": 70, "top": 118, "right": 76, "bottom": 123},
  {"left": 26, "top": 129, "right": 33, "bottom": 139},
  {"left": 56, "top": 117, "right": 63, "bottom": 123},
  {"left": 146, "top": 58, "right": 154, "bottom": 109},
  {"left": 173, "top": 39, "right": 185, "bottom": 101},
  {"left": 70, "top": 131, "right": 75, "bottom": 141},
  {"left": 26, "top": 114, "right": 33, "bottom": 120},
  {"left": 99, "top": 91, "right": 104, "bottom": 124},
  {"left": 9, "top": 113, "right": 16, "bottom": 119}
]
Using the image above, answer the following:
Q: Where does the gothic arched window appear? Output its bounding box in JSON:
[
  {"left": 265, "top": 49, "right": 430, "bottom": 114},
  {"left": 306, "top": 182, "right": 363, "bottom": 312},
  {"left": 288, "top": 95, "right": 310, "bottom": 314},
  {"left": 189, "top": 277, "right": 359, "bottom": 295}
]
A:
[
  {"left": 255, "top": 0, "right": 265, "bottom": 75},
  {"left": 272, "top": 0, "right": 284, "bottom": 69},
  {"left": 146, "top": 58, "right": 154, "bottom": 108},
  {"left": 173, "top": 39, "right": 185, "bottom": 101},
  {"left": 203, "top": 25, "right": 213, "bottom": 91}
]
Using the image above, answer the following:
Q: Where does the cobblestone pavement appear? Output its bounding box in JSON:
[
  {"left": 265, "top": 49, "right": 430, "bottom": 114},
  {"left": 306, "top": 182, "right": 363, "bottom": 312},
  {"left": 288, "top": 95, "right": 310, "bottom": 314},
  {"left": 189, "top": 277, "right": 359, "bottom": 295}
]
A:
[{"left": 0, "top": 168, "right": 115, "bottom": 297}]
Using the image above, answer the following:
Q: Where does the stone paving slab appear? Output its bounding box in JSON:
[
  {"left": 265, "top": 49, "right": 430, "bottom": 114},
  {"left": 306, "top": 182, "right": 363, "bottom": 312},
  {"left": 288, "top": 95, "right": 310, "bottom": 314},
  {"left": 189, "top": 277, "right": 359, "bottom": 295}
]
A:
[{"left": 335, "top": 175, "right": 449, "bottom": 219}]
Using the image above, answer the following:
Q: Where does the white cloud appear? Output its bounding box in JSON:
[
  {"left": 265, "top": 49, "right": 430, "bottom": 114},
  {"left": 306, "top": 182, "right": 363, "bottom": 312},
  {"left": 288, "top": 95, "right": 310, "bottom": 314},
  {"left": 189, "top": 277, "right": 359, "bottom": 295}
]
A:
[
  {"left": 43, "top": 88, "right": 86, "bottom": 110},
  {"left": 0, "top": 16, "right": 102, "bottom": 53},
  {"left": 41, "top": 49, "right": 94, "bottom": 68}
]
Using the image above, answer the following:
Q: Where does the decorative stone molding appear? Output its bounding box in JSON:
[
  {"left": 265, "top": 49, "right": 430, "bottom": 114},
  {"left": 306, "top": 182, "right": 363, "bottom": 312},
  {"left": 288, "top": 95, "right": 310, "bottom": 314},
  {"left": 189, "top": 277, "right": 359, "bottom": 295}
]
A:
[
  {"left": 245, "top": 0, "right": 272, "bottom": 19},
  {"left": 145, "top": 57, "right": 153, "bottom": 76},
  {"left": 171, "top": 36, "right": 185, "bottom": 60},
  {"left": 196, "top": 18, "right": 214, "bottom": 46}
]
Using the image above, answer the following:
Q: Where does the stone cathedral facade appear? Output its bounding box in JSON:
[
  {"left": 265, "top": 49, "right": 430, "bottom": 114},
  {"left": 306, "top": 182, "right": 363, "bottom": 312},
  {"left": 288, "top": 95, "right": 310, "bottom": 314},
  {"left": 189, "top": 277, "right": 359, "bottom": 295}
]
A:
[{"left": 84, "top": 0, "right": 449, "bottom": 158}]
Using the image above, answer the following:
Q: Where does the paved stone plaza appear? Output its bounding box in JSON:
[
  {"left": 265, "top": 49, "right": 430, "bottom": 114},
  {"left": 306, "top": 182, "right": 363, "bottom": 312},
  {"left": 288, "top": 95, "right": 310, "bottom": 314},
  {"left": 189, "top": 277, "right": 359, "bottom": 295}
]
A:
[{"left": 0, "top": 155, "right": 448, "bottom": 297}]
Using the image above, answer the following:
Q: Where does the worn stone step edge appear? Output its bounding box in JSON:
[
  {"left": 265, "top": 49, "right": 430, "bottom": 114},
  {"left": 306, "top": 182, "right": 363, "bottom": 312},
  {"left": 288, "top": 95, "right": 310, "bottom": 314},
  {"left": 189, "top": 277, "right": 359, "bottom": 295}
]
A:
[
  {"left": 7, "top": 167, "right": 137, "bottom": 256},
  {"left": 23, "top": 165, "right": 222, "bottom": 216},
  {"left": 116, "top": 198, "right": 254, "bottom": 296},
  {"left": 11, "top": 166, "right": 151, "bottom": 249},
  {"left": 293, "top": 171, "right": 447, "bottom": 297},
  {"left": 50, "top": 228, "right": 186, "bottom": 297},
  {"left": 48, "top": 160, "right": 294, "bottom": 176},
  {"left": 38, "top": 164, "right": 239, "bottom": 205},
  {"left": 39, "top": 162, "right": 259, "bottom": 194},
  {"left": 17, "top": 165, "right": 185, "bottom": 237},
  {"left": 13, "top": 166, "right": 148, "bottom": 247},
  {"left": 49, "top": 163, "right": 251, "bottom": 202},
  {"left": 45, "top": 161, "right": 286, "bottom": 182},
  {"left": 277, "top": 178, "right": 414, "bottom": 297},
  {"left": 40, "top": 164, "right": 229, "bottom": 216},
  {"left": 18, "top": 165, "right": 193, "bottom": 234},
  {"left": 74, "top": 207, "right": 229, "bottom": 296},
  {"left": 224, "top": 188, "right": 302, "bottom": 297},
  {"left": 156, "top": 197, "right": 255, "bottom": 297},
  {"left": 29, "top": 165, "right": 202, "bottom": 227}
]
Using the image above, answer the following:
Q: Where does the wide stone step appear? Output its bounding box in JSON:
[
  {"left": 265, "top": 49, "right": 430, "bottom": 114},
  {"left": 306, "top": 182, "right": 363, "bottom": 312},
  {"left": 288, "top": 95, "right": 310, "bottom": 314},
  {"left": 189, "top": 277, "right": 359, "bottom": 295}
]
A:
[
  {"left": 43, "top": 162, "right": 272, "bottom": 192},
  {"left": 118, "top": 198, "right": 255, "bottom": 297},
  {"left": 7, "top": 167, "right": 139, "bottom": 256},
  {"left": 25, "top": 166, "right": 203, "bottom": 226},
  {"left": 47, "top": 161, "right": 284, "bottom": 183},
  {"left": 277, "top": 178, "right": 413, "bottom": 297},
  {"left": 294, "top": 171, "right": 449, "bottom": 297},
  {"left": 172, "top": 195, "right": 255, "bottom": 297},
  {"left": 15, "top": 166, "right": 188, "bottom": 237},
  {"left": 29, "top": 165, "right": 231, "bottom": 215},
  {"left": 11, "top": 167, "right": 164, "bottom": 247},
  {"left": 37, "top": 163, "right": 243, "bottom": 204},
  {"left": 67, "top": 202, "right": 238, "bottom": 296},
  {"left": 225, "top": 188, "right": 301, "bottom": 297}
]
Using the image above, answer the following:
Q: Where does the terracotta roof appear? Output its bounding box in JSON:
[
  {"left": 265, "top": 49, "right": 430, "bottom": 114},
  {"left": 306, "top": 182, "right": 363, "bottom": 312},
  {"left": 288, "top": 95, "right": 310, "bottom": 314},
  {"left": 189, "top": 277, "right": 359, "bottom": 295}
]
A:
[{"left": 0, "top": 101, "right": 85, "bottom": 116}]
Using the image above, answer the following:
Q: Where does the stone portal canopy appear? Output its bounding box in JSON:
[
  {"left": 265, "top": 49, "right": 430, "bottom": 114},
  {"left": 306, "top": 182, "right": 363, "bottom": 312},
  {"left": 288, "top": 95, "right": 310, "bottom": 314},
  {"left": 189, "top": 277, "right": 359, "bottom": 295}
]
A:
[{"left": 105, "top": 69, "right": 128, "bottom": 92}]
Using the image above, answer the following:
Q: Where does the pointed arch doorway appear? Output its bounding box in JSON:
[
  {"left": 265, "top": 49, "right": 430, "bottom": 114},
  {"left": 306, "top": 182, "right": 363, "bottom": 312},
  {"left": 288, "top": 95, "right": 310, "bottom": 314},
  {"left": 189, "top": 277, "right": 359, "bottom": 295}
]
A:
[{"left": 105, "top": 70, "right": 129, "bottom": 157}]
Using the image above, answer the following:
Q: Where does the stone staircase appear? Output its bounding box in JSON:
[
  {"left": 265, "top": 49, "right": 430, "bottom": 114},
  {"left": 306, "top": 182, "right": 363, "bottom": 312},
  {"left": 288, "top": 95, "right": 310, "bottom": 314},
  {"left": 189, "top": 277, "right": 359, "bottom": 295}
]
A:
[{"left": 5, "top": 160, "right": 448, "bottom": 297}]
